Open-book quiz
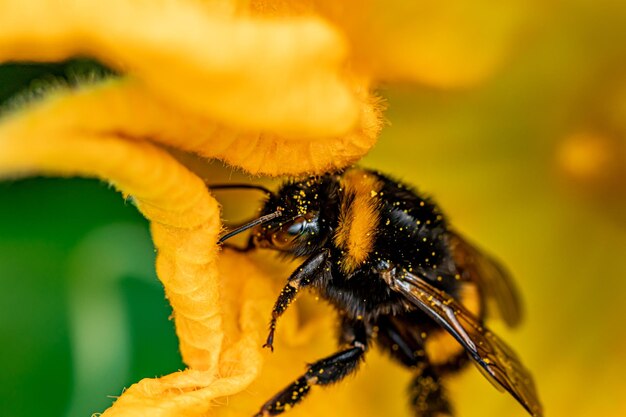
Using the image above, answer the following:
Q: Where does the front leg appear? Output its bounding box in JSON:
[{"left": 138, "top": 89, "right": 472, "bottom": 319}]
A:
[
  {"left": 255, "top": 319, "right": 369, "bottom": 417},
  {"left": 264, "top": 249, "right": 331, "bottom": 351}
]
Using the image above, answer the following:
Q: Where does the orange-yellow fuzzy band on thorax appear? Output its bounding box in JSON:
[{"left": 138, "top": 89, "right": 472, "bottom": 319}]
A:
[{"left": 333, "top": 168, "right": 382, "bottom": 274}]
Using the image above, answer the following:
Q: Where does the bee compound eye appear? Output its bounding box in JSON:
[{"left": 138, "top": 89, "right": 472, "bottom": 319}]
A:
[
  {"left": 270, "top": 217, "right": 306, "bottom": 248},
  {"left": 286, "top": 219, "right": 305, "bottom": 235}
]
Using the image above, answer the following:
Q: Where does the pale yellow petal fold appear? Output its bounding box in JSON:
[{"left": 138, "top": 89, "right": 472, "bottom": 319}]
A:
[
  {"left": 104, "top": 251, "right": 275, "bottom": 417},
  {"left": 0, "top": 0, "right": 361, "bottom": 137},
  {"left": 0, "top": 119, "right": 280, "bottom": 416},
  {"left": 0, "top": 124, "right": 223, "bottom": 364},
  {"left": 0, "top": 79, "right": 380, "bottom": 175}
]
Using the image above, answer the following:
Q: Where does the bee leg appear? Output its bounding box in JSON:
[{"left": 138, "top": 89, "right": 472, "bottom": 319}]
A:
[
  {"left": 411, "top": 365, "right": 453, "bottom": 417},
  {"left": 263, "top": 249, "right": 331, "bottom": 351},
  {"left": 375, "top": 318, "right": 453, "bottom": 417},
  {"left": 375, "top": 316, "right": 425, "bottom": 368},
  {"left": 255, "top": 320, "right": 368, "bottom": 417},
  {"left": 411, "top": 349, "right": 470, "bottom": 417}
]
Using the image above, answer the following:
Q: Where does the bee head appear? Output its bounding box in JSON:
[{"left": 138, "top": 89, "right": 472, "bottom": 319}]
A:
[{"left": 252, "top": 176, "right": 336, "bottom": 256}]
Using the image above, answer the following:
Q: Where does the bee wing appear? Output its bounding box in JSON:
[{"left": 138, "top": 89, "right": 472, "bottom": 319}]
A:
[
  {"left": 449, "top": 231, "right": 522, "bottom": 327},
  {"left": 391, "top": 270, "right": 542, "bottom": 417}
]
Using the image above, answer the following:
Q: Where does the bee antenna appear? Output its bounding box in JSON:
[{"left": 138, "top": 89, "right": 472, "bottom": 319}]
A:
[
  {"left": 218, "top": 209, "right": 282, "bottom": 244},
  {"left": 207, "top": 183, "right": 274, "bottom": 196}
]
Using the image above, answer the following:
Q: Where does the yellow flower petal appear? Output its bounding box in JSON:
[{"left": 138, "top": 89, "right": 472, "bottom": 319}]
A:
[
  {"left": 0, "top": 127, "right": 221, "bottom": 359},
  {"left": 0, "top": 121, "right": 277, "bottom": 416},
  {"left": 104, "top": 250, "right": 274, "bottom": 417},
  {"left": 0, "top": 0, "right": 362, "bottom": 137},
  {"left": 1, "top": 79, "right": 381, "bottom": 176}
]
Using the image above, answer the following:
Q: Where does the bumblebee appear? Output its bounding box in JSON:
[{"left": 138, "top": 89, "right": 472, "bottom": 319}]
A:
[{"left": 218, "top": 167, "right": 542, "bottom": 417}]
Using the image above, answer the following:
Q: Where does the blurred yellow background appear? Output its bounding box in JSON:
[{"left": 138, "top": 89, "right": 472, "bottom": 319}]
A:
[{"left": 1, "top": 0, "right": 626, "bottom": 416}]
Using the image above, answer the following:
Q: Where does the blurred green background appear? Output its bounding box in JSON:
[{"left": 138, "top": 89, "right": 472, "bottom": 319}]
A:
[{"left": 2, "top": 2, "right": 626, "bottom": 417}]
